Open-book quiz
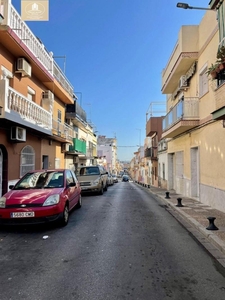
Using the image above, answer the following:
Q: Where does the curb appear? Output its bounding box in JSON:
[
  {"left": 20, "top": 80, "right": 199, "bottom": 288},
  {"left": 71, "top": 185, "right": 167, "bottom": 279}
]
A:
[{"left": 135, "top": 183, "right": 225, "bottom": 267}]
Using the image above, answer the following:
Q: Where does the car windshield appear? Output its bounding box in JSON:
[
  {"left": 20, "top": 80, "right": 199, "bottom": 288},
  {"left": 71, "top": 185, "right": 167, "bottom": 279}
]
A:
[
  {"left": 79, "top": 167, "right": 100, "bottom": 176},
  {"left": 13, "top": 171, "right": 64, "bottom": 189}
]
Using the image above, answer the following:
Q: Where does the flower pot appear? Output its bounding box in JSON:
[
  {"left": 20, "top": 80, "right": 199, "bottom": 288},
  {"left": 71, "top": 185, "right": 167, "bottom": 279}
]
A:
[{"left": 211, "top": 70, "right": 218, "bottom": 79}]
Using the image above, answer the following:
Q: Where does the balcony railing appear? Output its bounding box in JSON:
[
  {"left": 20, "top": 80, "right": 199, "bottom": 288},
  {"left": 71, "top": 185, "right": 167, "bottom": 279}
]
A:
[
  {"left": 162, "top": 97, "right": 199, "bottom": 138},
  {"left": 1, "top": 0, "right": 74, "bottom": 96},
  {"left": 53, "top": 62, "right": 74, "bottom": 98},
  {"left": 52, "top": 119, "right": 74, "bottom": 142},
  {"left": 0, "top": 81, "right": 52, "bottom": 130},
  {"left": 70, "top": 138, "right": 86, "bottom": 154},
  {"left": 66, "top": 101, "right": 87, "bottom": 123},
  {"left": 5, "top": 1, "right": 53, "bottom": 75}
]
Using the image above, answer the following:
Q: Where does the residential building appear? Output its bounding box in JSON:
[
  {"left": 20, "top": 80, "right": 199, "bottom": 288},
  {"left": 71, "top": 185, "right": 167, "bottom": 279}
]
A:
[
  {"left": 145, "top": 116, "right": 164, "bottom": 187},
  {"left": 0, "top": 0, "right": 96, "bottom": 196},
  {"left": 97, "top": 135, "right": 117, "bottom": 173},
  {"left": 161, "top": 2, "right": 225, "bottom": 212},
  {"left": 65, "top": 101, "right": 97, "bottom": 172}
]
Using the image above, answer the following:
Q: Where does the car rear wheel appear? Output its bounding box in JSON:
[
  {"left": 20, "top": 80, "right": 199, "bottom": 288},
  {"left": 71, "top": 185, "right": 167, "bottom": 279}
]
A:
[
  {"left": 60, "top": 204, "right": 69, "bottom": 226},
  {"left": 76, "top": 195, "right": 82, "bottom": 208}
]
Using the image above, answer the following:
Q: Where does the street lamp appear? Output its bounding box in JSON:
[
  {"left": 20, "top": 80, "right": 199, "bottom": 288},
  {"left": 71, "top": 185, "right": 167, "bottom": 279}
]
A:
[{"left": 176, "top": 2, "right": 216, "bottom": 11}]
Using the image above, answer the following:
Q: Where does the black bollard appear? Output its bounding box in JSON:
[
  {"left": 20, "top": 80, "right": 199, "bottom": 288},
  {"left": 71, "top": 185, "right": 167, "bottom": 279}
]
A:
[
  {"left": 176, "top": 197, "right": 183, "bottom": 207},
  {"left": 165, "top": 191, "right": 170, "bottom": 199},
  {"left": 206, "top": 217, "right": 218, "bottom": 230}
]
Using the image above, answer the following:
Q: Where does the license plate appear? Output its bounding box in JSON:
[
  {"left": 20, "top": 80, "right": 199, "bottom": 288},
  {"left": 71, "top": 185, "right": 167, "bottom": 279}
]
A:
[{"left": 11, "top": 212, "right": 35, "bottom": 218}]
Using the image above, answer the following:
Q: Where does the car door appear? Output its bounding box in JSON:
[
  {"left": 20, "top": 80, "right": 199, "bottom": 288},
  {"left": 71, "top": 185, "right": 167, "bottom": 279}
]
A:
[{"left": 65, "top": 170, "right": 79, "bottom": 209}]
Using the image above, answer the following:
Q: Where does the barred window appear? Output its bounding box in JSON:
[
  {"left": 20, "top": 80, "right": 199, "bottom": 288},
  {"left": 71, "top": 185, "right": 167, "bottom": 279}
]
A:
[{"left": 20, "top": 146, "right": 35, "bottom": 177}]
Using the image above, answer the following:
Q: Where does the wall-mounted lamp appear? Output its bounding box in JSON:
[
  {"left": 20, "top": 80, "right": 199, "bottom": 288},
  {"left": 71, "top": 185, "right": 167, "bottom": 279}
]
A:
[
  {"left": 176, "top": 2, "right": 216, "bottom": 11},
  {"left": 0, "top": 13, "right": 4, "bottom": 24},
  {"left": 49, "top": 140, "right": 52, "bottom": 145}
]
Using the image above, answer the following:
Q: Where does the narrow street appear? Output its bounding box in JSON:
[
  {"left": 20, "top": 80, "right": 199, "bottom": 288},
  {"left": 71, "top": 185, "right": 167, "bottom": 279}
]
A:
[{"left": 1, "top": 181, "right": 225, "bottom": 300}]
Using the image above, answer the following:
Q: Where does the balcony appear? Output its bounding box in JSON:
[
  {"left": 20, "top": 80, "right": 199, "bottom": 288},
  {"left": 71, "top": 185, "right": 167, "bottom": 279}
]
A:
[
  {"left": 161, "top": 26, "right": 199, "bottom": 94},
  {"left": 86, "top": 147, "right": 97, "bottom": 158},
  {"left": 66, "top": 102, "right": 87, "bottom": 125},
  {"left": 144, "top": 147, "right": 158, "bottom": 160},
  {"left": 146, "top": 116, "right": 163, "bottom": 138},
  {"left": 52, "top": 119, "right": 74, "bottom": 143},
  {"left": 162, "top": 97, "right": 199, "bottom": 138},
  {"left": 69, "top": 138, "right": 86, "bottom": 154},
  {"left": 0, "top": 79, "right": 52, "bottom": 134},
  {"left": 0, "top": 0, "right": 74, "bottom": 100}
]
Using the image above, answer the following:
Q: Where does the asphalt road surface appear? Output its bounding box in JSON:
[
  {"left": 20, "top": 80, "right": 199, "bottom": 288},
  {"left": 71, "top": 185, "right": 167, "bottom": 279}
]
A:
[{"left": 1, "top": 180, "right": 225, "bottom": 300}]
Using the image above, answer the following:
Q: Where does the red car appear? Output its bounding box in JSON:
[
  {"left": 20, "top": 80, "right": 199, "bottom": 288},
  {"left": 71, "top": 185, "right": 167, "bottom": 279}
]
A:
[{"left": 0, "top": 169, "right": 81, "bottom": 226}]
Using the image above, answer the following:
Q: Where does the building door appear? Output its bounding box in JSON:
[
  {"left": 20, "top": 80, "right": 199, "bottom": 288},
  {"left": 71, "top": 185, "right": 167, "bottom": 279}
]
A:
[
  {"left": 168, "top": 153, "right": 174, "bottom": 190},
  {"left": 42, "top": 155, "right": 49, "bottom": 169},
  {"left": 175, "top": 151, "right": 184, "bottom": 194},
  {"left": 0, "top": 149, "right": 2, "bottom": 197},
  {"left": 191, "top": 147, "right": 199, "bottom": 198}
]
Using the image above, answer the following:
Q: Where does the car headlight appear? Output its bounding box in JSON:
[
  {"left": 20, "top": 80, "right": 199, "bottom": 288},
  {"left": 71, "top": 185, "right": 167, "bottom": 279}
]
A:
[
  {"left": 43, "top": 194, "right": 60, "bottom": 206},
  {"left": 0, "top": 197, "right": 6, "bottom": 208},
  {"left": 93, "top": 178, "right": 100, "bottom": 184}
]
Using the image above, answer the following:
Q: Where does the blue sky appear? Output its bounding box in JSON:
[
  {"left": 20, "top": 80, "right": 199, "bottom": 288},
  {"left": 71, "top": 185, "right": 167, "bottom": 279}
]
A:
[{"left": 12, "top": 0, "right": 206, "bottom": 161}]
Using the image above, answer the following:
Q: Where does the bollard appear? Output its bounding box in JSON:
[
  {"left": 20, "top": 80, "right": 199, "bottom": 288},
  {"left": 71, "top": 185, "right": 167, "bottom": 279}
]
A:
[
  {"left": 148, "top": 185, "right": 150, "bottom": 189},
  {"left": 176, "top": 197, "right": 183, "bottom": 207},
  {"left": 165, "top": 191, "right": 170, "bottom": 199},
  {"left": 206, "top": 217, "right": 218, "bottom": 230}
]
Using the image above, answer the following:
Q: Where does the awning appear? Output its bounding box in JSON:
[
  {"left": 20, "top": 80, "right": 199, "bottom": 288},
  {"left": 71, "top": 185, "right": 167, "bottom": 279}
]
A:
[{"left": 211, "top": 106, "right": 225, "bottom": 120}]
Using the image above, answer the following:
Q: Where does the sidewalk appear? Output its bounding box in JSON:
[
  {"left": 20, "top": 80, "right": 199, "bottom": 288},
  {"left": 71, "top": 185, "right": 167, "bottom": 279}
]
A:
[{"left": 138, "top": 183, "right": 225, "bottom": 268}]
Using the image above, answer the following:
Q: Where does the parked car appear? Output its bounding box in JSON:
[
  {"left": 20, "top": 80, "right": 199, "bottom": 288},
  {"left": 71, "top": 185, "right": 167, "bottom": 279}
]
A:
[
  {"left": 122, "top": 175, "right": 129, "bottom": 182},
  {"left": 112, "top": 174, "right": 118, "bottom": 183},
  {"left": 77, "top": 165, "right": 108, "bottom": 195},
  {"left": 107, "top": 173, "right": 114, "bottom": 186},
  {"left": 0, "top": 169, "right": 81, "bottom": 226}
]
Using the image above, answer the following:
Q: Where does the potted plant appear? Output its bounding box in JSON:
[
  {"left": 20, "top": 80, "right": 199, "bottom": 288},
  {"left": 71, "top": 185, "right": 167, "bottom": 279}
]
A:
[{"left": 206, "top": 63, "right": 220, "bottom": 79}]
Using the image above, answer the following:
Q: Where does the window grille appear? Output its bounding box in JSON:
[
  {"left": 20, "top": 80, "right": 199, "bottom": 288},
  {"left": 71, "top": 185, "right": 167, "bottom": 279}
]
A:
[{"left": 20, "top": 145, "right": 35, "bottom": 177}]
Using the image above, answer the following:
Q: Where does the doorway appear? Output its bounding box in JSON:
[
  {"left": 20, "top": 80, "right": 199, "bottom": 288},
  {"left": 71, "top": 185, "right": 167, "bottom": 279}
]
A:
[{"left": 42, "top": 155, "right": 49, "bottom": 169}]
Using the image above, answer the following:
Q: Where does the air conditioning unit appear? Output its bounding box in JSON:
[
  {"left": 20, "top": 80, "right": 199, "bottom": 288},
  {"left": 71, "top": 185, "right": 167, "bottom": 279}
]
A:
[
  {"left": 42, "top": 90, "right": 54, "bottom": 101},
  {"left": 179, "top": 75, "right": 188, "bottom": 89},
  {"left": 61, "top": 143, "right": 70, "bottom": 153},
  {"left": 15, "top": 58, "right": 31, "bottom": 77},
  {"left": 11, "top": 126, "right": 26, "bottom": 142}
]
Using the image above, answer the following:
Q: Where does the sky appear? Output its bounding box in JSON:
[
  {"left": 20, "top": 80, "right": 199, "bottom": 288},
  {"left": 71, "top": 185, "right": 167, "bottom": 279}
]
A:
[{"left": 11, "top": 0, "right": 207, "bottom": 161}]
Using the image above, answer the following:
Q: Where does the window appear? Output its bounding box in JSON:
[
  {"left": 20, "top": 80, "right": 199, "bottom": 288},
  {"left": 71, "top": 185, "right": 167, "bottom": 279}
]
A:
[
  {"left": 199, "top": 66, "right": 208, "bottom": 97},
  {"left": 162, "top": 163, "right": 165, "bottom": 180},
  {"left": 58, "top": 110, "right": 62, "bottom": 123},
  {"left": 20, "top": 146, "right": 35, "bottom": 177},
  {"left": 218, "top": 2, "right": 225, "bottom": 46},
  {"left": 27, "top": 86, "right": 35, "bottom": 102}
]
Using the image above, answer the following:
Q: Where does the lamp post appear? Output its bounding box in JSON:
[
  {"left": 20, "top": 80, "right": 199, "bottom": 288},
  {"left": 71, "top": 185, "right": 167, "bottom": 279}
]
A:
[{"left": 176, "top": 2, "right": 216, "bottom": 11}]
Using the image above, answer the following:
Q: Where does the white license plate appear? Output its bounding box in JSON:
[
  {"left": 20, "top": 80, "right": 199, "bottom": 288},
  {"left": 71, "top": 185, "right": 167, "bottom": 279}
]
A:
[{"left": 11, "top": 212, "right": 35, "bottom": 218}]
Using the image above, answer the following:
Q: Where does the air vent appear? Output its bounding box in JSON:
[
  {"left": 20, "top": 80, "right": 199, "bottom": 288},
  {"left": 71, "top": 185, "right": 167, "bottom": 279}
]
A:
[{"left": 15, "top": 58, "right": 31, "bottom": 77}]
